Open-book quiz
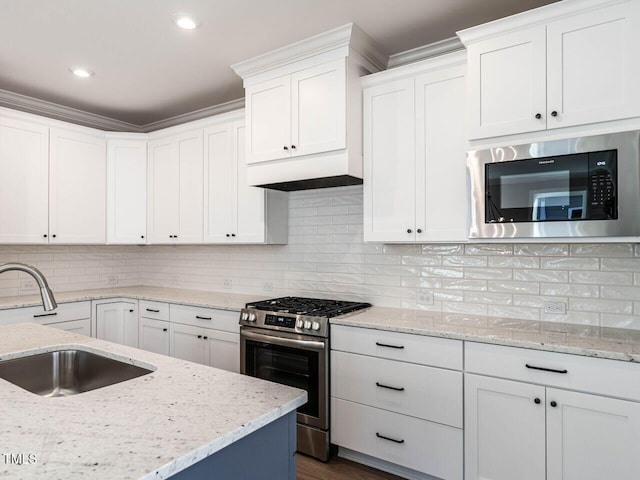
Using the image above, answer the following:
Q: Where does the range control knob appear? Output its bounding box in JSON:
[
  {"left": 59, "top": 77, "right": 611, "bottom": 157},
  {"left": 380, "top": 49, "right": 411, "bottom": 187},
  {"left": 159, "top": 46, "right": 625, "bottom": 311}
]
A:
[
  {"left": 296, "top": 319, "right": 304, "bottom": 329},
  {"left": 304, "top": 320, "right": 312, "bottom": 330},
  {"left": 241, "top": 312, "right": 249, "bottom": 321},
  {"left": 311, "top": 321, "right": 321, "bottom": 331},
  {"left": 248, "top": 313, "right": 257, "bottom": 322}
]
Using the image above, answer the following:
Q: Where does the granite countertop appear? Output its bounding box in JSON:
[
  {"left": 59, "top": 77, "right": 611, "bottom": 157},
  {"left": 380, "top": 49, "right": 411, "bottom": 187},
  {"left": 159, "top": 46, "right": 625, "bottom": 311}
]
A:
[
  {"left": 332, "top": 306, "right": 640, "bottom": 363},
  {"left": 0, "top": 286, "right": 266, "bottom": 313},
  {"left": 0, "top": 323, "right": 306, "bottom": 480}
]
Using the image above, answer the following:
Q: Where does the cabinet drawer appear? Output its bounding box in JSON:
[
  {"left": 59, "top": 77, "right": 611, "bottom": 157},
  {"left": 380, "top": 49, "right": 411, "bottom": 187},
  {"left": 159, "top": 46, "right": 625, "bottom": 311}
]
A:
[
  {"left": 170, "top": 304, "right": 239, "bottom": 333},
  {"left": 139, "top": 300, "right": 169, "bottom": 321},
  {"left": 0, "top": 301, "right": 90, "bottom": 326},
  {"left": 465, "top": 342, "right": 640, "bottom": 402},
  {"left": 332, "top": 398, "right": 463, "bottom": 480},
  {"left": 331, "top": 324, "right": 462, "bottom": 370},
  {"left": 332, "top": 350, "right": 462, "bottom": 427}
]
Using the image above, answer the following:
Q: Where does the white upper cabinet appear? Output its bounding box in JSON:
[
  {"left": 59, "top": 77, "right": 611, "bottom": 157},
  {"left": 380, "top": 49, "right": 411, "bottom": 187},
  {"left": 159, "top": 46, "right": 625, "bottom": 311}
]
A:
[
  {"left": 233, "top": 23, "right": 387, "bottom": 189},
  {"left": 245, "top": 58, "right": 346, "bottom": 164},
  {"left": 460, "top": 0, "right": 640, "bottom": 140},
  {"left": 204, "top": 114, "right": 287, "bottom": 244},
  {"left": 106, "top": 135, "right": 147, "bottom": 244},
  {"left": 148, "top": 129, "right": 203, "bottom": 244},
  {"left": 363, "top": 51, "right": 468, "bottom": 243},
  {"left": 49, "top": 127, "right": 106, "bottom": 244},
  {"left": 0, "top": 115, "right": 49, "bottom": 244}
]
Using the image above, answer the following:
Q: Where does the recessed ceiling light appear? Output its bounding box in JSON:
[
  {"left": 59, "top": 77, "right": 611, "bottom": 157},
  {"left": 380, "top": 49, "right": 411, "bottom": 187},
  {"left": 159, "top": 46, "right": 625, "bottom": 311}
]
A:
[
  {"left": 172, "top": 12, "right": 200, "bottom": 30},
  {"left": 70, "top": 67, "right": 94, "bottom": 78}
]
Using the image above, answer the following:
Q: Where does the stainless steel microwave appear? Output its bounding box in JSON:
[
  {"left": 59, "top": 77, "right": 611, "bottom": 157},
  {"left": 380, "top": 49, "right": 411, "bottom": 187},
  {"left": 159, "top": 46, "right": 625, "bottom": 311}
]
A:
[{"left": 467, "top": 130, "right": 640, "bottom": 239}]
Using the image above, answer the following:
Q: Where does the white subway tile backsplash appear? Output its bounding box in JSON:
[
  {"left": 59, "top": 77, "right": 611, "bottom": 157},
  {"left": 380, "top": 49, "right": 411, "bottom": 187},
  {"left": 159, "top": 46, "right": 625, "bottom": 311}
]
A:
[{"left": 0, "top": 186, "right": 639, "bottom": 328}]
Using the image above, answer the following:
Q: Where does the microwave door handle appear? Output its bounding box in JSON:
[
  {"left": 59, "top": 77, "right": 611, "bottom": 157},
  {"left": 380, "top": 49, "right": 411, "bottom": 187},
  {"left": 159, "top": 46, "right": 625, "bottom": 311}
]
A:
[{"left": 241, "top": 329, "right": 326, "bottom": 351}]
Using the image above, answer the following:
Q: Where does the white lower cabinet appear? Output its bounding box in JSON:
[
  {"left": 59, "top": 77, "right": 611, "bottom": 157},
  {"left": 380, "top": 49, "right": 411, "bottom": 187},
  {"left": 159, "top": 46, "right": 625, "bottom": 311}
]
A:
[
  {"left": 93, "top": 299, "right": 138, "bottom": 348},
  {"left": 331, "top": 325, "right": 463, "bottom": 480},
  {"left": 464, "top": 342, "right": 640, "bottom": 480},
  {"left": 138, "top": 317, "right": 170, "bottom": 356},
  {"left": 47, "top": 318, "right": 91, "bottom": 336},
  {"left": 169, "top": 304, "right": 240, "bottom": 373}
]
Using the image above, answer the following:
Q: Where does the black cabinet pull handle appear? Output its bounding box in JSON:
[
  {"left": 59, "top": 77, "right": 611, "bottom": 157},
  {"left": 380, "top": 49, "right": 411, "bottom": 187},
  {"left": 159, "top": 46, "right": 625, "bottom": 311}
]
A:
[
  {"left": 417, "top": 228, "right": 422, "bottom": 233},
  {"left": 535, "top": 113, "right": 542, "bottom": 119},
  {"left": 129, "top": 309, "right": 134, "bottom": 313},
  {"left": 226, "top": 234, "right": 230, "bottom": 237},
  {"left": 550, "top": 401, "right": 558, "bottom": 408},
  {"left": 283, "top": 146, "right": 289, "bottom": 150},
  {"left": 231, "top": 233, "right": 236, "bottom": 237},
  {"left": 526, "top": 364, "right": 568, "bottom": 374},
  {"left": 203, "top": 336, "right": 208, "bottom": 340},
  {"left": 141, "top": 235, "right": 144, "bottom": 239},
  {"left": 33, "top": 312, "right": 58, "bottom": 318},
  {"left": 376, "top": 433, "right": 404, "bottom": 444},
  {"left": 52, "top": 234, "right": 56, "bottom": 238},
  {"left": 407, "top": 228, "right": 412, "bottom": 233},
  {"left": 375, "top": 342, "right": 404, "bottom": 349},
  {"left": 551, "top": 110, "right": 558, "bottom": 117},
  {"left": 43, "top": 234, "right": 48, "bottom": 238},
  {"left": 376, "top": 382, "right": 405, "bottom": 392},
  {"left": 146, "top": 308, "right": 160, "bottom": 313},
  {"left": 534, "top": 397, "right": 541, "bottom": 404},
  {"left": 197, "top": 335, "right": 202, "bottom": 339},
  {"left": 163, "top": 328, "right": 168, "bottom": 332},
  {"left": 195, "top": 316, "right": 212, "bottom": 320},
  {"left": 291, "top": 145, "right": 296, "bottom": 149}
]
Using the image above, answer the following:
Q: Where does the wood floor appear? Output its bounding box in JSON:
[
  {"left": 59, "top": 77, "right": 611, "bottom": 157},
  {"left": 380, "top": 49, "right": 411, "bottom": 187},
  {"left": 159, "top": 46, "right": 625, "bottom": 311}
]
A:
[{"left": 297, "top": 454, "right": 404, "bottom": 480}]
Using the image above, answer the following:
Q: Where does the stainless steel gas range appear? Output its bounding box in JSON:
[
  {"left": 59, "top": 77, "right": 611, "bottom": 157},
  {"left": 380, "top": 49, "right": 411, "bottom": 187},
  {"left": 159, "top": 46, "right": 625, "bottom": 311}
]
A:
[{"left": 239, "top": 296, "right": 371, "bottom": 461}]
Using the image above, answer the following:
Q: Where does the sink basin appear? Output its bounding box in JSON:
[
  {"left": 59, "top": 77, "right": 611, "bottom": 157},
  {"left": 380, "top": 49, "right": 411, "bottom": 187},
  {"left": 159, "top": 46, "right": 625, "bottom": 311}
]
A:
[{"left": 0, "top": 349, "right": 153, "bottom": 397}]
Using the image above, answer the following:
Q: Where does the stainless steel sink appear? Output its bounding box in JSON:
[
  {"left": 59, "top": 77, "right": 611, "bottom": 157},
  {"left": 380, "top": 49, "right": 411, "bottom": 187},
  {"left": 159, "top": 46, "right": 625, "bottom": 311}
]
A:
[{"left": 0, "top": 349, "right": 153, "bottom": 397}]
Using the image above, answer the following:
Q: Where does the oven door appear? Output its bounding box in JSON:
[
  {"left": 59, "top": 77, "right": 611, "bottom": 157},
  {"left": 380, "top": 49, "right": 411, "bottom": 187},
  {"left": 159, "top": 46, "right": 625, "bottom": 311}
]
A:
[{"left": 240, "top": 326, "right": 328, "bottom": 430}]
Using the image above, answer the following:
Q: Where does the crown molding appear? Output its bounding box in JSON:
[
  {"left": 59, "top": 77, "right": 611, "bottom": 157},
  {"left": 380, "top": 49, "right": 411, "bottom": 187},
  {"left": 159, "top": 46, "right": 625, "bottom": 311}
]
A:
[
  {"left": 387, "top": 37, "right": 464, "bottom": 68},
  {"left": 139, "top": 98, "right": 245, "bottom": 133},
  {"left": 0, "top": 88, "right": 246, "bottom": 133},
  {"left": 0, "top": 88, "right": 141, "bottom": 132}
]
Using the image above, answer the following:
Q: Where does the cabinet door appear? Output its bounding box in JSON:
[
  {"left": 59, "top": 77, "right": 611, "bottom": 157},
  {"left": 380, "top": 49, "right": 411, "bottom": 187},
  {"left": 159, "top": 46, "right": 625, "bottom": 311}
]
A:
[
  {"left": 107, "top": 138, "right": 147, "bottom": 244},
  {"left": 138, "top": 317, "right": 170, "bottom": 356},
  {"left": 148, "top": 130, "right": 203, "bottom": 244},
  {"left": 234, "top": 123, "right": 267, "bottom": 243},
  {"left": 0, "top": 116, "right": 49, "bottom": 244},
  {"left": 204, "top": 122, "right": 234, "bottom": 242},
  {"left": 176, "top": 130, "right": 204, "bottom": 243},
  {"left": 546, "top": 388, "right": 640, "bottom": 480},
  {"left": 46, "top": 318, "right": 91, "bottom": 336},
  {"left": 291, "top": 59, "right": 346, "bottom": 158},
  {"left": 415, "top": 65, "right": 468, "bottom": 242},
  {"left": 546, "top": 2, "right": 640, "bottom": 129},
  {"left": 169, "top": 323, "right": 207, "bottom": 365},
  {"left": 245, "top": 75, "right": 291, "bottom": 163},
  {"left": 205, "top": 330, "right": 240, "bottom": 373},
  {"left": 363, "top": 77, "right": 416, "bottom": 242},
  {"left": 49, "top": 128, "right": 106, "bottom": 243},
  {"left": 466, "top": 26, "right": 546, "bottom": 139},
  {"left": 465, "top": 374, "right": 546, "bottom": 480},
  {"left": 96, "top": 302, "right": 138, "bottom": 348}
]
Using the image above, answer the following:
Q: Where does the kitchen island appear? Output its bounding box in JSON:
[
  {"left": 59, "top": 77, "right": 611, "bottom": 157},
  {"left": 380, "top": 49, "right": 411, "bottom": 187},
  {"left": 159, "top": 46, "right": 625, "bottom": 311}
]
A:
[{"left": 0, "top": 323, "right": 306, "bottom": 479}]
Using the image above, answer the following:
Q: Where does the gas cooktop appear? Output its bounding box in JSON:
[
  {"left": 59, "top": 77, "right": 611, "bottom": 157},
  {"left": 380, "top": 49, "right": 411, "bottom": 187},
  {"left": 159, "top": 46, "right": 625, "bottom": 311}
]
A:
[{"left": 246, "top": 296, "right": 371, "bottom": 317}]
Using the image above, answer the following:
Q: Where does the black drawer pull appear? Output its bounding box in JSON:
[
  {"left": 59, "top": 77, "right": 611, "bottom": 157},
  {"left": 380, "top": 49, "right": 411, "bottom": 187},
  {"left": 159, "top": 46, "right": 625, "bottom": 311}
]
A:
[
  {"left": 376, "top": 432, "right": 404, "bottom": 444},
  {"left": 195, "top": 315, "right": 212, "bottom": 320},
  {"left": 146, "top": 308, "right": 160, "bottom": 313},
  {"left": 376, "top": 382, "right": 405, "bottom": 392},
  {"left": 375, "top": 342, "right": 404, "bottom": 349},
  {"left": 526, "top": 364, "right": 568, "bottom": 374},
  {"left": 33, "top": 312, "right": 58, "bottom": 318}
]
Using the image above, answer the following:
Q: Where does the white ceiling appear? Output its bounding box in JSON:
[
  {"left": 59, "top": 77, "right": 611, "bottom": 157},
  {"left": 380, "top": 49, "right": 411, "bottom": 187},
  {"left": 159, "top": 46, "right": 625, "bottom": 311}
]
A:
[{"left": 0, "top": 0, "right": 557, "bottom": 127}]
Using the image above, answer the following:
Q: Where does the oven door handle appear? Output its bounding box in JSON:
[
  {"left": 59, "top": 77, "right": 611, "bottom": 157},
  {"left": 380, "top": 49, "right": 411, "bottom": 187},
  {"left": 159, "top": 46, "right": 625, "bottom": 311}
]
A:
[{"left": 241, "top": 329, "right": 327, "bottom": 351}]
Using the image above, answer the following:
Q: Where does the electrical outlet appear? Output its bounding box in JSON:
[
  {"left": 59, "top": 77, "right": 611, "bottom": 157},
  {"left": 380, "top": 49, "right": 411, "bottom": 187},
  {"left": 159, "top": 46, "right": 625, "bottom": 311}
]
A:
[
  {"left": 263, "top": 282, "right": 273, "bottom": 292},
  {"left": 20, "top": 280, "right": 36, "bottom": 292},
  {"left": 544, "top": 301, "right": 566, "bottom": 315},
  {"left": 417, "top": 291, "right": 434, "bottom": 307},
  {"left": 223, "top": 279, "right": 232, "bottom": 289},
  {"left": 107, "top": 275, "right": 118, "bottom": 285}
]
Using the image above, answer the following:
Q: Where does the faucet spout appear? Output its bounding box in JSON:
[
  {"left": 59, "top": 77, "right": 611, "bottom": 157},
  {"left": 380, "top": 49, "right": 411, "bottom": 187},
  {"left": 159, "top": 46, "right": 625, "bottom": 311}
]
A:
[{"left": 0, "top": 263, "right": 57, "bottom": 311}]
